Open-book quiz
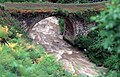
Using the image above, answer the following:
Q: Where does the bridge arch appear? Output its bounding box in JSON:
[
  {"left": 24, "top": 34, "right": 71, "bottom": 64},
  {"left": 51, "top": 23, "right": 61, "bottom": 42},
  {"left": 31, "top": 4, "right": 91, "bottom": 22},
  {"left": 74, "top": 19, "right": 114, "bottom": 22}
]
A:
[{"left": 11, "top": 12, "right": 95, "bottom": 44}]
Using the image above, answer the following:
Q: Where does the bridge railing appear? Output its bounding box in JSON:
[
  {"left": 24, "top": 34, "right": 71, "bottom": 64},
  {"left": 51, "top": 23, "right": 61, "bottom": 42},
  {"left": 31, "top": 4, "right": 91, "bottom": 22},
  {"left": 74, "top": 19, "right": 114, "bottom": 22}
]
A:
[{"left": 0, "top": 2, "right": 108, "bottom": 13}]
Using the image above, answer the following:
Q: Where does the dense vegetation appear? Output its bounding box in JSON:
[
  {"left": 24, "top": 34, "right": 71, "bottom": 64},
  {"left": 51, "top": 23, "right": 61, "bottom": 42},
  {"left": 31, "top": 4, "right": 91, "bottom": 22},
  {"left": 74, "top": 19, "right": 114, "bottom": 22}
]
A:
[
  {"left": 0, "top": 9, "right": 73, "bottom": 77},
  {"left": 75, "top": 0, "right": 120, "bottom": 76}
]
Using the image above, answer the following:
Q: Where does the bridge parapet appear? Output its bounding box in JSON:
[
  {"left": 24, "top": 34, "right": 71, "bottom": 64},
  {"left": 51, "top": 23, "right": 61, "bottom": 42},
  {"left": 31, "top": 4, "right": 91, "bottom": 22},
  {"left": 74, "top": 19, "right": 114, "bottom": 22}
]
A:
[{"left": 2, "top": 2, "right": 107, "bottom": 13}]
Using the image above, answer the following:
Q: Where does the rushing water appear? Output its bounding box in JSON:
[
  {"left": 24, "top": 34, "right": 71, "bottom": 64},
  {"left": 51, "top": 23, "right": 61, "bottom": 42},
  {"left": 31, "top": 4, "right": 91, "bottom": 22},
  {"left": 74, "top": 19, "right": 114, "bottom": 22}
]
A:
[{"left": 28, "top": 16, "right": 104, "bottom": 76}]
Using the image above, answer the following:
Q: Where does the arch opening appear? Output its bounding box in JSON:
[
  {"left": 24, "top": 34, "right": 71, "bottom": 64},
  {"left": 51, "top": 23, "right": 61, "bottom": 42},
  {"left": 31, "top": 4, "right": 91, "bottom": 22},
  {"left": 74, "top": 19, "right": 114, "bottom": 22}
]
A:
[
  {"left": 11, "top": 12, "right": 76, "bottom": 44},
  {"left": 63, "top": 17, "right": 75, "bottom": 44}
]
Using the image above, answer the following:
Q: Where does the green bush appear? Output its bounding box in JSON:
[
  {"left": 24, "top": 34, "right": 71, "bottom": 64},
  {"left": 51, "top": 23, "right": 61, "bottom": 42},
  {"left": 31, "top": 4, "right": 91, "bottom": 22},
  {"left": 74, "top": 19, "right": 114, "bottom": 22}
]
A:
[
  {"left": 75, "top": 0, "right": 120, "bottom": 76},
  {"left": 75, "top": 35, "right": 92, "bottom": 49},
  {"left": 74, "top": 10, "right": 98, "bottom": 23},
  {"left": 59, "top": 18, "right": 64, "bottom": 34},
  {"left": 75, "top": 30, "right": 109, "bottom": 66},
  {"left": 92, "top": 0, "right": 120, "bottom": 76},
  {"left": 92, "top": 0, "right": 120, "bottom": 55}
]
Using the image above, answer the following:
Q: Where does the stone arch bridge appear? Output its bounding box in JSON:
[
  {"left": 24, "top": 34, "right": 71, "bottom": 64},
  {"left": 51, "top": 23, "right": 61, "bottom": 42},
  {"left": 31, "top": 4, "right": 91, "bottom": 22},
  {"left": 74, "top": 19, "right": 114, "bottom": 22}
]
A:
[
  {"left": 11, "top": 12, "right": 96, "bottom": 44},
  {"left": 2, "top": 2, "right": 107, "bottom": 44}
]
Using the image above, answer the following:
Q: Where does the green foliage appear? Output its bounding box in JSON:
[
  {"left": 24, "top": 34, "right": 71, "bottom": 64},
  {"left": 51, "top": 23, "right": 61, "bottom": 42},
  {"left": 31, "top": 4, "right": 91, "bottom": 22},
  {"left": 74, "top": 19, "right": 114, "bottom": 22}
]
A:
[
  {"left": 57, "top": 0, "right": 74, "bottom": 3},
  {"left": 54, "top": 8, "right": 69, "bottom": 16},
  {"left": 74, "top": 0, "right": 90, "bottom": 3},
  {"left": 74, "top": 10, "right": 98, "bottom": 23},
  {"left": 0, "top": 11, "right": 26, "bottom": 38},
  {"left": 103, "top": 70, "right": 120, "bottom": 77},
  {"left": 76, "top": 0, "right": 120, "bottom": 76},
  {"left": 59, "top": 18, "right": 64, "bottom": 34},
  {"left": 92, "top": 1, "right": 120, "bottom": 76},
  {"left": 75, "top": 35, "right": 92, "bottom": 49},
  {"left": 75, "top": 30, "right": 109, "bottom": 66},
  {"left": 104, "top": 55, "right": 120, "bottom": 70},
  {"left": 92, "top": 1, "right": 120, "bottom": 54},
  {"left": 75, "top": 30, "right": 99, "bottom": 50}
]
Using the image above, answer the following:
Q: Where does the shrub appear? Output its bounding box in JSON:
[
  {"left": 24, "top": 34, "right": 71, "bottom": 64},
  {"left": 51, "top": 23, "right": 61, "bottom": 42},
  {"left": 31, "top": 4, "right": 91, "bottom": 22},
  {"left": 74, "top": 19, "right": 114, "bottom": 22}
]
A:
[
  {"left": 92, "top": 0, "right": 120, "bottom": 76},
  {"left": 74, "top": 10, "right": 98, "bottom": 23},
  {"left": 75, "top": 35, "right": 92, "bottom": 50},
  {"left": 59, "top": 18, "right": 64, "bottom": 34},
  {"left": 92, "top": 0, "right": 120, "bottom": 55},
  {"left": 76, "top": 0, "right": 120, "bottom": 76},
  {"left": 75, "top": 30, "right": 109, "bottom": 66}
]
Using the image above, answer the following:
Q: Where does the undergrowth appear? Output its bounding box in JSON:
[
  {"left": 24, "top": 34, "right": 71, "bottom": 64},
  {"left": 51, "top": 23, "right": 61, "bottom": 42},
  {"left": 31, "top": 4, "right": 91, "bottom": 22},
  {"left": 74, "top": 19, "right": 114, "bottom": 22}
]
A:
[{"left": 58, "top": 18, "right": 65, "bottom": 34}]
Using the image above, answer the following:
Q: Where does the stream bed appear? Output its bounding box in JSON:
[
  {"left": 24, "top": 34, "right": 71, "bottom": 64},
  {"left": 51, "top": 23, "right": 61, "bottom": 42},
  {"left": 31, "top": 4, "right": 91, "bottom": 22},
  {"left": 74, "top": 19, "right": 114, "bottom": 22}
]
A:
[{"left": 28, "top": 16, "right": 104, "bottom": 76}]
